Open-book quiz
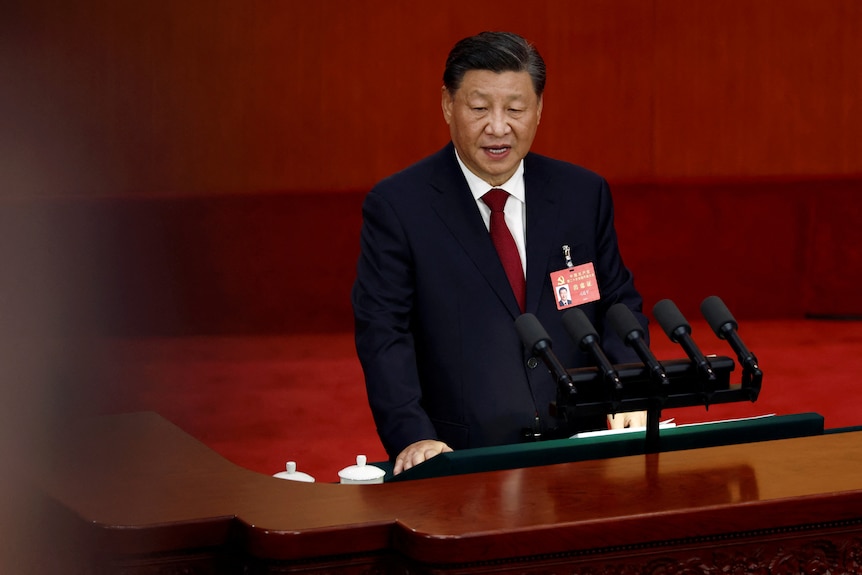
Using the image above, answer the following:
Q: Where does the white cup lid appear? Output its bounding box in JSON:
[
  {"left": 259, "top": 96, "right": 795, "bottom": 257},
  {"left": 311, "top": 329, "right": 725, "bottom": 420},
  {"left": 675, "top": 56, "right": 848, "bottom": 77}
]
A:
[
  {"left": 273, "top": 461, "right": 315, "bottom": 482},
  {"left": 338, "top": 455, "right": 385, "bottom": 482}
]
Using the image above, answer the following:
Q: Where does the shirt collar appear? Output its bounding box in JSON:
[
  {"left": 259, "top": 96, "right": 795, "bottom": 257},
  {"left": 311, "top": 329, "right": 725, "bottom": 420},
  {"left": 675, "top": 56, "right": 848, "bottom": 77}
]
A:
[{"left": 454, "top": 148, "right": 526, "bottom": 204}]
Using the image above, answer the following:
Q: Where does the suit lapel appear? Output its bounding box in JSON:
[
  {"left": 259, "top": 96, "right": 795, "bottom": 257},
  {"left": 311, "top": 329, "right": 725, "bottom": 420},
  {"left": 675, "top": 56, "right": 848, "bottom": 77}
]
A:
[
  {"left": 428, "top": 146, "right": 523, "bottom": 317},
  {"left": 524, "top": 155, "right": 560, "bottom": 313}
]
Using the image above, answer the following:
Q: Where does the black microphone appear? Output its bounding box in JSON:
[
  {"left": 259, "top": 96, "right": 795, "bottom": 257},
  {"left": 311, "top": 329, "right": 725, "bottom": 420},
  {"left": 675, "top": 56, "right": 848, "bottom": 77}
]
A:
[
  {"left": 607, "top": 303, "right": 670, "bottom": 386},
  {"left": 514, "top": 313, "right": 575, "bottom": 393},
  {"left": 700, "top": 296, "right": 760, "bottom": 375},
  {"left": 562, "top": 308, "right": 623, "bottom": 400},
  {"left": 653, "top": 299, "right": 716, "bottom": 382}
]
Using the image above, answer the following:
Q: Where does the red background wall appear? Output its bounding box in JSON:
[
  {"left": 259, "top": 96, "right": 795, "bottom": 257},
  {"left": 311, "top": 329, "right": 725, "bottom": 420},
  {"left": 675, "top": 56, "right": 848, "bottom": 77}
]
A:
[{"left": 3, "top": 0, "right": 861, "bottom": 334}]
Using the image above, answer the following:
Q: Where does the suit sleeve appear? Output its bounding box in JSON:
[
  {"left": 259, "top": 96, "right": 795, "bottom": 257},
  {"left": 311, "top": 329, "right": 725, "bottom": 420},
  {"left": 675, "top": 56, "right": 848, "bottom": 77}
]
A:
[
  {"left": 592, "top": 177, "right": 650, "bottom": 364},
  {"left": 351, "top": 190, "right": 439, "bottom": 459}
]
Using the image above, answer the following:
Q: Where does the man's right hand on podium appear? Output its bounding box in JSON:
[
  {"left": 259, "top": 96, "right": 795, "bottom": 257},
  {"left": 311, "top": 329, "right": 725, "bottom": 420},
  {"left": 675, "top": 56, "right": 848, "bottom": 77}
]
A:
[{"left": 394, "top": 439, "right": 453, "bottom": 475}]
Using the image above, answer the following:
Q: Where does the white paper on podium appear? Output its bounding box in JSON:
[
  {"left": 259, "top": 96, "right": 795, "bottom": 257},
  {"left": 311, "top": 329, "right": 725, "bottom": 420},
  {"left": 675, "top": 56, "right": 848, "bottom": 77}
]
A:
[
  {"left": 571, "top": 419, "right": 676, "bottom": 439},
  {"left": 571, "top": 413, "right": 776, "bottom": 439}
]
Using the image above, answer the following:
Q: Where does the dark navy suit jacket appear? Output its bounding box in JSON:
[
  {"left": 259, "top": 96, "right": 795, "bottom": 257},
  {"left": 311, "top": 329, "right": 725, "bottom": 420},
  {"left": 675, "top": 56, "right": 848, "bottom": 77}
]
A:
[{"left": 352, "top": 143, "right": 647, "bottom": 459}]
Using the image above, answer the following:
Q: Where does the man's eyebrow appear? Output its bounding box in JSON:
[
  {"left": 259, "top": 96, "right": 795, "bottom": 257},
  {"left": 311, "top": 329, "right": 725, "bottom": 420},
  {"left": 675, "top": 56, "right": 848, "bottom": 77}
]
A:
[{"left": 465, "top": 90, "right": 529, "bottom": 102}]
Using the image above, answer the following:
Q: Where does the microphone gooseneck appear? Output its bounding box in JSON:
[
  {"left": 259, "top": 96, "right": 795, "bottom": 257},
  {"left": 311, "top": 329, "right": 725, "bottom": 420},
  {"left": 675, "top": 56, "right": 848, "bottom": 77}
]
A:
[
  {"left": 607, "top": 303, "right": 670, "bottom": 386},
  {"left": 562, "top": 308, "right": 623, "bottom": 400},
  {"left": 700, "top": 296, "right": 760, "bottom": 375},
  {"left": 514, "top": 313, "right": 574, "bottom": 392},
  {"left": 653, "top": 299, "right": 716, "bottom": 382}
]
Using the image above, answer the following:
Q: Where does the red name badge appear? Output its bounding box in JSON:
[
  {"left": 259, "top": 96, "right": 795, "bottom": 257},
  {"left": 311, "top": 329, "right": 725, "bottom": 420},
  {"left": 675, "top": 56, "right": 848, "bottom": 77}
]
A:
[{"left": 550, "top": 262, "right": 601, "bottom": 310}]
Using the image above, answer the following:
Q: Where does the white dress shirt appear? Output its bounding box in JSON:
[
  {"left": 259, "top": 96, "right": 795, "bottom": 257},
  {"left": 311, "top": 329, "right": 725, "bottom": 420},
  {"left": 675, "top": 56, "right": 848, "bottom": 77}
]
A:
[{"left": 454, "top": 150, "right": 527, "bottom": 277}]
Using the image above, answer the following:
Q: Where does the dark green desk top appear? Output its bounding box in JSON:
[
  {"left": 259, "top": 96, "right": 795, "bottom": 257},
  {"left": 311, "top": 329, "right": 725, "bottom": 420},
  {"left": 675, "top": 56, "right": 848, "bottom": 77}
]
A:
[{"left": 381, "top": 412, "right": 826, "bottom": 482}]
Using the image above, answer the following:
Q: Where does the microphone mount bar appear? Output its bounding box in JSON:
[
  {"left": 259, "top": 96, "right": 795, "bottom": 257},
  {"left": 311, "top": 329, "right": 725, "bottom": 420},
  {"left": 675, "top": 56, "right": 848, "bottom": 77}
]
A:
[{"left": 537, "top": 355, "right": 762, "bottom": 453}]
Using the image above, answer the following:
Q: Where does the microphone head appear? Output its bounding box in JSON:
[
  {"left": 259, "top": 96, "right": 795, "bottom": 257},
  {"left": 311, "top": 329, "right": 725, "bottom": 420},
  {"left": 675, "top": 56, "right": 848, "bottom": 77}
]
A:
[
  {"left": 652, "top": 299, "right": 691, "bottom": 343},
  {"left": 700, "top": 295, "right": 738, "bottom": 339},
  {"left": 607, "top": 303, "right": 644, "bottom": 342},
  {"left": 514, "top": 313, "right": 551, "bottom": 353},
  {"left": 562, "top": 307, "right": 598, "bottom": 348}
]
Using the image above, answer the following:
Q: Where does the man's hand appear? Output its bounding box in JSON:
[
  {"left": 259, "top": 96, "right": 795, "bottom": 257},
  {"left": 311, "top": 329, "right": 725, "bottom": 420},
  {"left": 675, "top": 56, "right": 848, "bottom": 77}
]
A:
[
  {"left": 393, "top": 439, "right": 453, "bottom": 475},
  {"left": 607, "top": 411, "right": 648, "bottom": 429}
]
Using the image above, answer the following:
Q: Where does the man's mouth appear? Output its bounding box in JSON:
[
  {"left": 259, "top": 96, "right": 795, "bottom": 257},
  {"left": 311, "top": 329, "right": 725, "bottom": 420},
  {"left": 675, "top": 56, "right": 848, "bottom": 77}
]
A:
[{"left": 484, "top": 146, "right": 511, "bottom": 156}]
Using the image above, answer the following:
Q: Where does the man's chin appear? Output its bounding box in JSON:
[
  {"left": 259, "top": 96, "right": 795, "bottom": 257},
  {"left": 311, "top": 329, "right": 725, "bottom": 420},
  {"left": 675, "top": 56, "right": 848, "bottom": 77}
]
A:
[{"left": 474, "top": 162, "right": 518, "bottom": 186}]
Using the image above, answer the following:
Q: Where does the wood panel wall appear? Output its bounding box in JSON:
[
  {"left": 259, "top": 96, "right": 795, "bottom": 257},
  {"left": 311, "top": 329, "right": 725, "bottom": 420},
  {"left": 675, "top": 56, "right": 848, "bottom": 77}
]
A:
[
  {"left": 4, "top": 1, "right": 862, "bottom": 332},
  {"left": 5, "top": 0, "right": 861, "bottom": 198}
]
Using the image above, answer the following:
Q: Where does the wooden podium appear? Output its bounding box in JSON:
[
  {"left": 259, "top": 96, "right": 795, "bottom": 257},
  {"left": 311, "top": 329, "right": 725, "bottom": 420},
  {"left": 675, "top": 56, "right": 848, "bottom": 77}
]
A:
[{"left": 24, "top": 412, "right": 862, "bottom": 574}]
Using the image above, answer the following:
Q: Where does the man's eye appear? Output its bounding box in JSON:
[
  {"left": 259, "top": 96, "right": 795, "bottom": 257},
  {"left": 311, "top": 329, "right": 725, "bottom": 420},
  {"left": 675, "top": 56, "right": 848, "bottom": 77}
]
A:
[{"left": 472, "top": 107, "right": 487, "bottom": 112}]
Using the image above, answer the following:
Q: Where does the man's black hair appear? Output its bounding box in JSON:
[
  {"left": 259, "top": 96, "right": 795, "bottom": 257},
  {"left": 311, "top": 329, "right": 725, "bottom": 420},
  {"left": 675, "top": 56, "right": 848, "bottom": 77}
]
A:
[{"left": 443, "top": 31, "right": 546, "bottom": 96}]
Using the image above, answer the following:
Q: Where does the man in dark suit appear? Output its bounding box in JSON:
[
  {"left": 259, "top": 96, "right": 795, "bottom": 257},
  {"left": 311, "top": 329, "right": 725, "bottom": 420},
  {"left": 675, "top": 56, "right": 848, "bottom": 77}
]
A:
[{"left": 352, "top": 31, "right": 647, "bottom": 475}]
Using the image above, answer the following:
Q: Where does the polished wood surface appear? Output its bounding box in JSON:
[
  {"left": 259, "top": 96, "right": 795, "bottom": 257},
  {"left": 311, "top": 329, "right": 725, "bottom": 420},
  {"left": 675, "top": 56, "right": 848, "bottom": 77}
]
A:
[{"left": 30, "top": 412, "right": 862, "bottom": 572}]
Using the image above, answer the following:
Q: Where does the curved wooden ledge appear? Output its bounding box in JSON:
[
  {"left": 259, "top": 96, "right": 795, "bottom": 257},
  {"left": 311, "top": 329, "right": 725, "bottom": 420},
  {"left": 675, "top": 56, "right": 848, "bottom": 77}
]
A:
[{"left": 28, "top": 411, "right": 862, "bottom": 572}]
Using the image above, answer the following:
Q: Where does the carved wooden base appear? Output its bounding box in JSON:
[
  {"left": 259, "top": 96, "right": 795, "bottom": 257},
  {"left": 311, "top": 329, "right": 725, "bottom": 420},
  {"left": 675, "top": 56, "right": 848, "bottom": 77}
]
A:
[{"left": 406, "top": 523, "right": 862, "bottom": 575}]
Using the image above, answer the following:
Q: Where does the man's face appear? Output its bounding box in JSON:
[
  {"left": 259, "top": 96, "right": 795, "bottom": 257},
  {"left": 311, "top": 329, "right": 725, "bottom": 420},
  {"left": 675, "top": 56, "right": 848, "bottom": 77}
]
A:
[
  {"left": 559, "top": 288, "right": 568, "bottom": 300},
  {"left": 442, "top": 69, "right": 543, "bottom": 188}
]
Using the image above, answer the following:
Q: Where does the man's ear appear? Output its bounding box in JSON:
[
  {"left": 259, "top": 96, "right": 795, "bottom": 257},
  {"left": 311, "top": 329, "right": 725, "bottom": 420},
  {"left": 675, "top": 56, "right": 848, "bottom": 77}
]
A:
[
  {"left": 441, "top": 86, "right": 454, "bottom": 125},
  {"left": 536, "top": 94, "right": 543, "bottom": 125}
]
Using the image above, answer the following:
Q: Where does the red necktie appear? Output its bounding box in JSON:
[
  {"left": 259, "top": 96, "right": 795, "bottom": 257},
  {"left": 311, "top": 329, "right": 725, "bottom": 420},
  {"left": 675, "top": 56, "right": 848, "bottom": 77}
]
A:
[{"left": 482, "top": 189, "right": 526, "bottom": 312}]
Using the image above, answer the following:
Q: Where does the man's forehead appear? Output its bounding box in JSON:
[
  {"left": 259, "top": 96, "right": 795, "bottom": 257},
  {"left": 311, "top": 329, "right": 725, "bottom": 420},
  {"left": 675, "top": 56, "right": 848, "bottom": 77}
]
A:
[{"left": 457, "top": 71, "right": 537, "bottom": 99}]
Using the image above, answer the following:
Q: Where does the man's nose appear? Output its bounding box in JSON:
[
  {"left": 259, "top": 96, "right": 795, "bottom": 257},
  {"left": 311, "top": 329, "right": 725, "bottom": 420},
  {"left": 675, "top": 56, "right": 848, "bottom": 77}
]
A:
[{"left": 485, "top": 109, "right": 511, "bottom": 136}]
